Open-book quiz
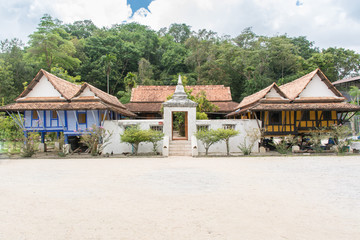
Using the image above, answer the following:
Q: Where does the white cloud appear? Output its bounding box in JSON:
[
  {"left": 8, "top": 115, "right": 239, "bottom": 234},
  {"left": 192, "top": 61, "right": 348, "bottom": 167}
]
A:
[
  {"left": 1, "top": 0, "right": 360, "bottom": 52},
  {"left": 131, "top": 0, "right": 360, "bottom": 52}
]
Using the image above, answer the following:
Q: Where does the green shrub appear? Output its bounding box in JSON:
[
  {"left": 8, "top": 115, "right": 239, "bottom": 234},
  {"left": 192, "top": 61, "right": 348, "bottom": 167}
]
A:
[
  {"left": 120, "top": 126, "right": 150, "bottom": 155},
  {"left": 195, "top": 129, "right": 222, "bottom": 155},
  {"left": 216, "top": 128, "right": 239, "bottom": 155},
  {"left": 21, "top": 132, "right": 39, "bottom": 158},
  {"left": 329, "top": 124, "right": 352, "bottom": 154},
  {"left": 147, "top": 129, "right": 164, "bottom": 154},
  {"left": 271, "top": 135, "right": 297, "bottom": 154},
  {"left": 237, "top": 128, "right": 260, "bottom": 155},
  {"left": 80, "top": 125, "right": 112, "bottom": 156}
]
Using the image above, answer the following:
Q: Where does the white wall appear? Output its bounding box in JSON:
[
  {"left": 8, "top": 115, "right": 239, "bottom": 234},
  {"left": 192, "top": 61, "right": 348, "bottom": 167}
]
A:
[
  {"left": 196, "top": 119, "right": 260, "bottom": 155},
  {"left": 24, "top": 76, "right": 62, "bottom": 98},
  {"left": 299, "top": 74, "right": 338, "bottom": 98},
  {"left": 103, "top": 118, "right": 260, "bottom": 156},
  {"left": 103, "top": 120, "right": 164, "bottom": 154}
]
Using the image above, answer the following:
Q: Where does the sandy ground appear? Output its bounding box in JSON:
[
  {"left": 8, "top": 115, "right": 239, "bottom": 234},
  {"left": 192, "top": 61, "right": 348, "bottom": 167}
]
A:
[{"left": 0, "top": 156, "right": 359, "bottom": 240}]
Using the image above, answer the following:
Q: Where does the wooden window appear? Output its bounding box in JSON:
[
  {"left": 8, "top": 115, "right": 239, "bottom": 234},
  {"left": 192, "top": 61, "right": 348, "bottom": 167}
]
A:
[
  {"left": 270, "top": 112, "right": 281, "bottom": 124},
  {"left": 150, "top": 125, "right": 163, "bottom": 132},
  {"left": 223, "top": 124, "right": 236, "bottom": 130},
  {"left": 32, "top": 111, "right": 39, "bottom": 120},
  {"left": 197, "top": 125, "right": 209, "bottom": 131},
  {"left": 51, "top": 111, "right": 57, "bottom": 119},
  {"left": 78, "top": 113, "right": 86, "bottom": 124},
  {"left": 323, "top": 111, "right": 332, "bottom": 120},
  {"left": 302, "top": 111, "right": 310, "bottom": 121}
]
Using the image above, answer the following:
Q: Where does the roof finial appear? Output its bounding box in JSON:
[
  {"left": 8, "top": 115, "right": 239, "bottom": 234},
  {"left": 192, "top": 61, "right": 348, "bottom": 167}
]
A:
[{"left": 178, "top": 74, "right": 182, "bottom": 85}]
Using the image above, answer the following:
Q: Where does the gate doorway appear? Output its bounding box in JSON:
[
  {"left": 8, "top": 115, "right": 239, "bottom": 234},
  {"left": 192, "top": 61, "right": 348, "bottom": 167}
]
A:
[{"left": 172, "top": 112, "right": 188, "bottom": 140}]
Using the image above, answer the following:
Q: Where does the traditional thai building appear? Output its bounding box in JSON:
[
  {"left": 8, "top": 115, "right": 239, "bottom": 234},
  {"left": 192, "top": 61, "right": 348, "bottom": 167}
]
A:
[
  {"left": 125, "top": 85, "right": 239, "bottom": 119},
  {"left": 227, "top": 69, "right": 360, "bottom": 136},
  {"left": 0, "top": 69, "right": 136, "bottom": 147}
]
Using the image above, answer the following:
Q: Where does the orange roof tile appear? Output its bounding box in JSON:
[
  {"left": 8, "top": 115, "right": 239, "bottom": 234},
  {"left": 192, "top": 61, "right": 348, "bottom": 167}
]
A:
[
  {"left": 130, "top": 85, "right": 233, "bottom": 102},
  {"left": 73, "top": 83, "right": 127, "bottom": 109},
  {"left": 17, "top": 69, "right": 81, "bottom": 100},
  {"left": 279, "top": 68, "right": 343, "bottom": 100},
  {"left": 236, "top": 83, "right": 288, "bottom": 109}
]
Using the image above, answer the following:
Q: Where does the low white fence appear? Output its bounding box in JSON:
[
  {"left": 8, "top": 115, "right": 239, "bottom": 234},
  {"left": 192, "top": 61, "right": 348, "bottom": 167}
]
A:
[
  {"left": 195, "top": 119, "right": 260, "bottom": 155},
  {"left": 103, "top": 120, "right": 164, "bottom": 155},
  {"left": 103, "top": 119, "right": 260, "bottom": 156}
]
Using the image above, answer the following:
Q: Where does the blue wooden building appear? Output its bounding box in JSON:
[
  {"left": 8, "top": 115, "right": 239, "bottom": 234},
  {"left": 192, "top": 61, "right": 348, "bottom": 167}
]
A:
[{"left": 0, "top": 69, "right": 136, "bottom": 147}]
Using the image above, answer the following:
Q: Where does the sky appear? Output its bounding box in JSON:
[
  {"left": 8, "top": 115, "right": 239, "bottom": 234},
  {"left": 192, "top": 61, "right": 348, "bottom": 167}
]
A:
[{"left": 1, "top": 0, "right": 360, "bottom": 52}]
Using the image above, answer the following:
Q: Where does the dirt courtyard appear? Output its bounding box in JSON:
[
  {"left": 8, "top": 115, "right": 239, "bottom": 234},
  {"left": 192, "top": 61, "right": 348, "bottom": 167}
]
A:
[{"left": 0, "top": 156, "right": 359, "bottom": 240}]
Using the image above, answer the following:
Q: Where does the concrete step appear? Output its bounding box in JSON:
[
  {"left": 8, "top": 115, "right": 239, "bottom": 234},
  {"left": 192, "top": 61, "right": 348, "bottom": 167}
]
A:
[
  {"left": 169, "top": 140, "right": 192, "bottom": 156},
  {"left": 169, "top": 152, "right": 192, "bottom": 156}
]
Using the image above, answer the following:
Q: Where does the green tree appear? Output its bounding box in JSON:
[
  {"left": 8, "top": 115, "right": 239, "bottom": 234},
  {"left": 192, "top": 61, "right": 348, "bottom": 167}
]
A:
[
  {"left": 26, "top": 14, "right": 81, "bottom": 71},
  {"left": 216, "top": 128, "right": 239, "bottom": 156},
  {"left": 120, "top": 126, "right": 150, "bottom": 155},
  {"left": 146, "top": 129, "right": 164, "bottom": 154},
  {"left": 101, "top": 54, "right": 116, "bottom": 93},
  {"left": 349, "top": 86, "right": 360, "bottom": 105},
  {"left": 50, "top": 66, "right": 81, "bottom": 83},
  {"left": 195, "top": 129, "right": 222, "bottom": 155},
  {"left": 138, "top": 58, "right": 154, "bottom": 85},
  {"left": 168, "top": 23, "right": 191, "bottom": 43},
  {"left": 64, "top": 20, "right": 98, "bottom": 39}
]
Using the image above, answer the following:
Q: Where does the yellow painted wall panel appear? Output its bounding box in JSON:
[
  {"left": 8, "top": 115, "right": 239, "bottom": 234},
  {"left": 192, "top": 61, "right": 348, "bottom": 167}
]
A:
[
  {"left": 301, "top": 121, "right": 306, "bottom": 127},
  {"left": 318, "top": 111, "right": 323, "bottom": 120},
  {"left": 310, "top": 111, "right": 315, "bottom": 120},
  {"left": 331, "top": 111, "right": 336, "bottom": 119},
  {"left": 286, "top": 111, "right": 290, "bottom": 124},
  {"left": 286, "top": 126, "right": 290, "bottom": 131},
  {"left": 274, "top": 125, "right": 278, "bottom": 132},
  {"left": 307, "top": 121, "right": 313, "bottom": 127},
  {"left": 297, "top": 111, "right": 301, "bottom": 120},
  {"left": 291, "top": 111, "right": 294, "bottom": 124}
]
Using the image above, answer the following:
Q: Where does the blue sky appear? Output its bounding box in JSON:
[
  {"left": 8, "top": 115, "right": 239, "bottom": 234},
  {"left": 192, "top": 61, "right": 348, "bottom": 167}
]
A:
[
  {"left": 128, "top": 0, "right": 153, "bottom": 15},
  {"left": 1, "top": 0, "right": 360, "bottom": 53}
]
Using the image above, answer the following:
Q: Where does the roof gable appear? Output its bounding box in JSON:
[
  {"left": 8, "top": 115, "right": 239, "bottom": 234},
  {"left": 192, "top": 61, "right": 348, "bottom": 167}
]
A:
[
  {"left": 24, "top": 75, "right": 62, "bottom": 98},
  {"left": 130, "top": 85, "right": 233, "bottom": 102},
  {"left": 17, "top": 69, "right": 81, "bottom": 101},
  {"left": 237, "top": 83, "right": 288, "bottom": 109},
  {"left": 299, "top": 73, "right": 338, "bottom": 98},
  {"left": 279, "top": 68, "right": 343, "bottom": 100},
  {"left": 73, "top": 83, "right": 126, "bottom": 109}
]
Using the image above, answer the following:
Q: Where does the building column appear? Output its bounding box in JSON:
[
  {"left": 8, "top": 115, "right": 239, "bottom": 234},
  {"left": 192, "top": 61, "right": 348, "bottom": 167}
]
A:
[{"left": 38, "top": 132, "right": 46, "bottom": 152}]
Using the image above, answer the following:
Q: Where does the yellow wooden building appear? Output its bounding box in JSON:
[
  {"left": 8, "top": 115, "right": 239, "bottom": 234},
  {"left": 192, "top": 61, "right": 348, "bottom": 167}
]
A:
[{"left": 227, "top": 69, "right": 360, "bottom": 136}]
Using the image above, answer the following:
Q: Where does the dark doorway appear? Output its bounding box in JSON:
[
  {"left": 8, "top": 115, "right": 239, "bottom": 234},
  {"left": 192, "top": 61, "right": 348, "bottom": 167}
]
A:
[{"left": 172, "top": 112, "right": 188, "bottom": 140}]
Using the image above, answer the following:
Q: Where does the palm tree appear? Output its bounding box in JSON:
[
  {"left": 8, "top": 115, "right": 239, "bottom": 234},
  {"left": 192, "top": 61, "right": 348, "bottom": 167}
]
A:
[
  {"left": 101, "top": 54, "right": 116, "bottom": 93},
  {"left": 349, "top": 86, "right": 360, "bottom": 105}
]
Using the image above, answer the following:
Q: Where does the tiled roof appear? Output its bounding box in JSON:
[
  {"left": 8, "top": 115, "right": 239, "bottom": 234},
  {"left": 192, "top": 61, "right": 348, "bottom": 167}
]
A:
[
  {"left": 130, "top": 85, "right": 233, "bottom": 102},
  {"left": 125, "top": 101, "right": 239, "bottom": 113},
  {"left": 236, "top": 83, "right": 287, "bottom": 109},
  {"left": 73, "top": 83, "right": 127, "bottom": 109},
  {"left": 2, "top": 69, "right": 136, "bottom": 117},
  {"left": 125, "top": 102, "right": 162, "bottom": 113},
  {"left": 226, "top": 102, "right": 360, "bottom": 117},
  {"left": 0, "top": 101, "right": 136, "bottom": 117},
  {"left": 332, "top": 75, "right": 360, "bottom": 85},
  {"left": 279, "top": 68, "right": 342, "bottom": 100},
  {"left": 251, "top": 102, "right": 360, "bottom": 111},
  {"left": 17, "top": 69, "right": 81, "bottom": 100},
  {"left": 227, "top": 69, "right": 354, "bottom": 117}
]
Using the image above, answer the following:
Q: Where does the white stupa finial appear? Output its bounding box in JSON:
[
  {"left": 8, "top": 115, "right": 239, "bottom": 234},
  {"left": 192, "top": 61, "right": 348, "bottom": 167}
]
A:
[{"left": 178, "top": 75, "right": 182, "bottom": 85}]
